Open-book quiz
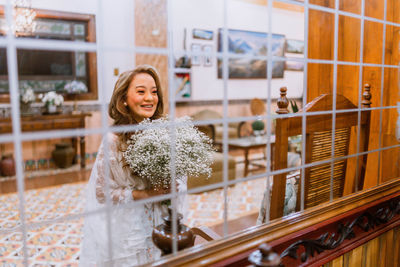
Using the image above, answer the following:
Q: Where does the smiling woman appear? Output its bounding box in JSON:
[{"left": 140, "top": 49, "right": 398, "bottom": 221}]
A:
[{"left": 79, "top": 64, "right": 181, "bottom": 266}]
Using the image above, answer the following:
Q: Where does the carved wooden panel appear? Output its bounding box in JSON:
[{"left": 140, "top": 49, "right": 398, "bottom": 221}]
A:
[
  {"left": 150, "top": 181, "right": 400, "bottom": 266},
  {"left": 322, "top": 225, "right": 400, "bottom": 267},
  {"left": 276, "top": 196, "right": 400, "bottom": 266}
]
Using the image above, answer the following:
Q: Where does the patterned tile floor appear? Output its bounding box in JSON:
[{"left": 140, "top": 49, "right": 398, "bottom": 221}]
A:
[{"left": 0, "top": 160, "right": 267, "bottom": 266}]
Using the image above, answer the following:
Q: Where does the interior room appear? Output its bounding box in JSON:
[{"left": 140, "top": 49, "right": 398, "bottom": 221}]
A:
[{"left": 0, "top": 0, "right": 399, "bottom": 266}]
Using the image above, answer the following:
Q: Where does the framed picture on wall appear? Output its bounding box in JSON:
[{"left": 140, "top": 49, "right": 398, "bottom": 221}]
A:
[
  {"left": 217, "top": 28, "right": 285, "bottom": 79},
  {"left": 193, "top": 28, "right": 214, "bottom": 40},
  {"left": 191, "top": 44, "right": 201, "bottom": 65},
  {"left": 203, "top": 45, "right": 213, "bottom": 66},
  {"left": 285, "top": 39, "right": 304, "bottom": 54}
]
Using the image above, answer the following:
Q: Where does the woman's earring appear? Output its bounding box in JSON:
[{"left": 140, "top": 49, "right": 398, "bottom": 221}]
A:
[{"left": 123, "top": 101, "right": 128, "bottom": 106}]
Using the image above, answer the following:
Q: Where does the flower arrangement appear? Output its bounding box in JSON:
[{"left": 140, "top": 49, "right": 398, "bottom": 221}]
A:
[
  {"left": 39, "top": 91, "right": 64, "bottom": 107},
  {"left": 64, "top": 80, "right": 88, "bottom": 94},
  {"left": 123, "top": 116, "right": 215, "bottom": 189},
  {"left": 20, "top": 86, "right": 35, "bottom": 104}
]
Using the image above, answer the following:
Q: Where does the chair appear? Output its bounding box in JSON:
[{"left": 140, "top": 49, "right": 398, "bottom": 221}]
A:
[
  {"left": 269, "top": 86, "right": 372, "bottom": 220},
  {"left": 187, "top": 149, "right": 236, "bottom": 190},
  {"left": 238, "top": 98, "right": 268, "bottom": 138},
  {"left": 191, "top": 109, "right": 241, "bottom": 148}
]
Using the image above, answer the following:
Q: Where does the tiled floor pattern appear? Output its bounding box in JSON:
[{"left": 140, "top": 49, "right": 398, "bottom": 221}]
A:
[{"left": 0, "top": 163, "right": 267, "bottom": 266}]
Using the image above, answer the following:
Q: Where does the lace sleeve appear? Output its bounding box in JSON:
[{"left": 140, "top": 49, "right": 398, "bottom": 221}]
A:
[{"left": 95, "top": 138, "right": 134, "bottom": 205}]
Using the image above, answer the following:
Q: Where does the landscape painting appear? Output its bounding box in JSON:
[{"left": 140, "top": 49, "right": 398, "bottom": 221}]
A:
[
  {"left": 285, "top": 39, "right": 304, "bottom": 54},
  {"left": 217, "top": 29, "right": 285, "bottom": 79},
  {"left": 193, "top": 28, "right": 214, "bottom": 40}
]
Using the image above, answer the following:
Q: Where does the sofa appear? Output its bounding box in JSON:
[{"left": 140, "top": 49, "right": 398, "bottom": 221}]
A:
[
  {"left": 187, "top": 151, "right": 236, "bottom": 190},
  {"left": 187, "top": 113, "right": 238, "bottom": 191}
]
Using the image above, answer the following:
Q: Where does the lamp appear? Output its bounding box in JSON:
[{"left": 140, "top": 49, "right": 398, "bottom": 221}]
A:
[{"left": 13, "top": 0, "right": 36, "bottom": 36}]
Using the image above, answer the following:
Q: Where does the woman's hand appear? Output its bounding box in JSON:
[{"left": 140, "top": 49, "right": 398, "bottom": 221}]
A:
[{"left": 132, "top": 187, "right": 171, "bottom": 200}]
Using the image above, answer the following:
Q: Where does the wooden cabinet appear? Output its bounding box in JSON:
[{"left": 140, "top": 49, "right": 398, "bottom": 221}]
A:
[{"left": 0, "top": 113, "right": 91, "bottom": 169}]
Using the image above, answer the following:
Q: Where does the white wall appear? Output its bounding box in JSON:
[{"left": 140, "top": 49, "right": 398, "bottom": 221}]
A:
[
  {"left": 31, "top": 0, "right": 136, "bottom": 102},
  {"left": 2, "top": 0, "right": 304, "bottom": 102},
  {"left": 172, "top": 0, "right": 305, "bottom": 100},
  {"left": 0, "top": 0, "right": 135, "bottom": 103}
]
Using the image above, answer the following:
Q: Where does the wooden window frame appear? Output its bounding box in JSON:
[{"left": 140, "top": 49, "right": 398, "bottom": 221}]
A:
[{"left": 0, "top": 7, "right": 97, "bottom": 103}]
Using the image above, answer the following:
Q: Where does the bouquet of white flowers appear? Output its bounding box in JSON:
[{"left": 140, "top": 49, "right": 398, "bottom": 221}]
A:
[
  {"left": 123, "top": 116, "right": 215, "bottom": 189},
  {"left": 20, "top": 86, "right": 35, "bottom": 104},
  {"left": 39, "top": 91, "right": 64, "bottom": 107},
  {"left": 64, "top": 80, "right": 88, "bottom": 94}
]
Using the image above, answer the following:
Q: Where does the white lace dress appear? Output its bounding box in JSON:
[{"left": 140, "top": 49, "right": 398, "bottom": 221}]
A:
[{"left": 79, "top": 133, "right": 187, "bottom": 266}]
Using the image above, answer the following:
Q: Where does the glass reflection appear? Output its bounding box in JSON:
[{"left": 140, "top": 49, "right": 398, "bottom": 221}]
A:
[{"left": 0, "top": 0, "right": 399, "bottom": 265}]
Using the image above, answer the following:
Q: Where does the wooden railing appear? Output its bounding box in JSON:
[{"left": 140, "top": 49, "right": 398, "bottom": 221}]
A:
[{"left": 150, "top": 178, "right": 400, "bottom": 266}]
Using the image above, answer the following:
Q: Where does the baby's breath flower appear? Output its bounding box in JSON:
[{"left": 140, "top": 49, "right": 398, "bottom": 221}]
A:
[{"left": 123, "top": 116, "right": 215, "bottom": 189}]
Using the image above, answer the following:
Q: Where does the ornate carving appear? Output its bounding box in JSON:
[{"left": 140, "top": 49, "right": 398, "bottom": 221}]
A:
[{"left": 280, "top": 198, "right": 400, "bottom": 263}]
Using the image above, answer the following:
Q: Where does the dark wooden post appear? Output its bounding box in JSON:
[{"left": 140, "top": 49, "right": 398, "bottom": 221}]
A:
[
  {"left": 358, "top": 83, "right": 372, "bottom": 190},
  {"left": 270, "top": 87, "right": 289, "bottom": 219}
]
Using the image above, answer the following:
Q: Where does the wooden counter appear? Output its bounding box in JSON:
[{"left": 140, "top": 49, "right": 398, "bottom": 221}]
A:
[{"left": 0, "top": 113, "right": 92, "bottom": 169}]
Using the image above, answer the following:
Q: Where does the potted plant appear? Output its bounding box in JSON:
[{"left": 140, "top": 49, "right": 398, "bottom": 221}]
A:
[
  {"left": 39, "top": 91, "right": 64, "bottom": 114},
  {"left": 19, "top": 86, "right": 35, "bottom": 116},
  {"left": 252, "top": 116, "right": 265, "bottom": 142}
]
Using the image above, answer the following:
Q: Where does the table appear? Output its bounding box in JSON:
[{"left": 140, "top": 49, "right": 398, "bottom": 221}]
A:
[
  {"left": 228, "top": 135, "right": 276, "bottom": 177},
  {"left": 0, "top": 113, "right": 92, "bottom": 169}
]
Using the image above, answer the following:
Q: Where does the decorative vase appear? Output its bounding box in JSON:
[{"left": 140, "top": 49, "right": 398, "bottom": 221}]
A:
[
  {"left": 0, "top": 154, "right": 16, "bottom": 176},
  {"left": 52, "top": 143, "right": 75, "bottom": 168},
  {"left": 20, "top": 102, "right": 32, "bottom": 116},
  {"left": 152, "top": 207, "right": 195, "bottom": 255},
  {"left": 71, "top": 94, "right": 81, "bottom": 115},
  {"left": 47, "top": 104, "right": 57, "bottom": 114},
  {"left": 253, "top": 130, "right": 263, "bottom": 142}
]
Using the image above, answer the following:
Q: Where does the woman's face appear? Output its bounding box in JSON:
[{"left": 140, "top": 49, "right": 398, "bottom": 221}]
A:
[{"left": 126, "top": 73, "right": 159, "bottom": 122}]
